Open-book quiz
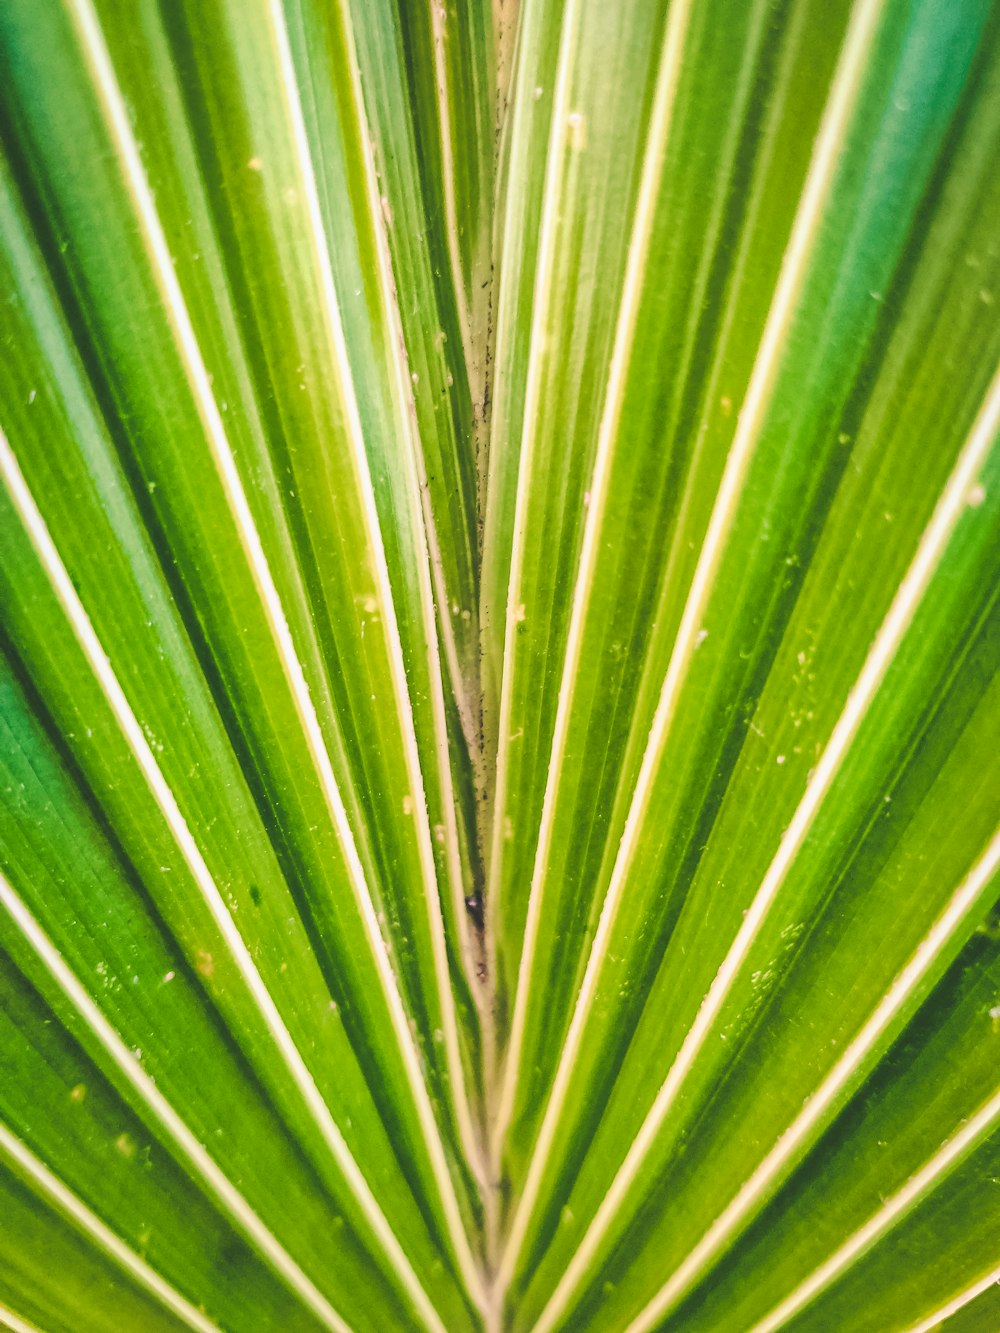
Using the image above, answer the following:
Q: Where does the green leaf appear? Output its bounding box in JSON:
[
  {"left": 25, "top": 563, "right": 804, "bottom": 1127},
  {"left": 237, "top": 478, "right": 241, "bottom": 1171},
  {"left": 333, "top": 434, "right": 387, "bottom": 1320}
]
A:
[{"left": 0, "top": 1, "right": 998, "bottom": 1330}]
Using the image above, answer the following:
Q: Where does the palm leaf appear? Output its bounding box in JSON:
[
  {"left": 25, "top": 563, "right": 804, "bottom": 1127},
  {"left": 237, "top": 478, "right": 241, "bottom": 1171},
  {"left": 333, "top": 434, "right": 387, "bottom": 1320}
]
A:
[{"left": 0, "top": 1, "right": 997, "bottom": 1331}]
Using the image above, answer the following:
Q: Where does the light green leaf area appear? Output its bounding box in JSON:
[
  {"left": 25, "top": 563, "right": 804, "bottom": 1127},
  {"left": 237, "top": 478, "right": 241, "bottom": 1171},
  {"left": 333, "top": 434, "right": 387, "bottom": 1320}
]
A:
[{"left": 0, "top": 1, "right": 998, "bottom": 1331}]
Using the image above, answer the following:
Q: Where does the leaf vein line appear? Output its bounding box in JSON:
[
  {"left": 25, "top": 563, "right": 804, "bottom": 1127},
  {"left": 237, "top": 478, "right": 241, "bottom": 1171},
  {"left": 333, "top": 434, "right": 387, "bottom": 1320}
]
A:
[
  {"left": 0, "top": 867, "right": 353, "bottom": 1332},
  {"left": 533, "top": 351, "right": 1000, "bottom": 1333},
  {"left": 69, "top": 0, "right": 471, "bottom": 1311},
  {"left": 750, "top": 1054, "right": 1000, "bottom": 1333},
  {"left": 492, "top": 0, "right": 699, "bottom": 1265},
  {"left": 0, "top": 1302, "right": 42, "bottom": 1333},
  {"left": 904, "top": 1258, "right": 1000, "bottom": 1333},
  {"left": 306, "top": 0, "right": 490, "bottom": 1215},
  {"left": 484, "top": 0, "right": 581, "bottom": 1031},
  {"left": 632, "top": 828, "right": 1000, "bottom": 1333},
  {"left": 0, "top": 427, "right": 439, "bottom": 1333},
  {"left": 501, "top": 0, "right": 887, "bottom": 1305},
  {"left": 0, "top": 1121, "right": 220, "bottom": 1333}
]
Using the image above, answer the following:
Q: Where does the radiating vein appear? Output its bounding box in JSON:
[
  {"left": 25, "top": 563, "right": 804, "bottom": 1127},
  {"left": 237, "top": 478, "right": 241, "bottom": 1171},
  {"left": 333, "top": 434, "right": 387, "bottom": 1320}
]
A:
[
  {"left": 0, "top": 429, "right": 445, "bottom": 1333},
  {"left": 749, "top": 1078, "right": 1000, "bottom": 1333},
  {"left": 0, "top": 1123, "right": 219, "bottom": 1333},
  {"left": 500, "top": 0, "right": 887, "bottom": 1298},
  {"left": 0, "top": 1303, "right": 43, "bottom": 1333},
  {"left": 531, "top": 350, "right": 1000, "bottom": 1332},
  {"left": 313, "top": 0, "right": 490, "bottom": 1194},
  {"left": 334, "top": 0, "right": 488, "bottom": 1017},
  {"left": 485, "top": 0, "right": 581, "bottom": 1067},
  {"left": 491, "top": 0, "right": 697, "bottom": 1224},
  {"left": 410, "top": 468, "right": 490, "bottom": 1004},
  {"left": 270, "top": 0, "right": 487, "bottom": 1273},
  {"left": 0, "top": 866, "right": 351, "bottom": 1333},
  {"left": 906, "top": 1262, "right": 1000, "bottom": 1333},
  {"left": 64, "top": 0, "right": 480, "bottom": 1303},
  {"left": 428, "top": 0, "right": 475, "bottom": 383},
  {"left": 628, "top": 828, "right": 1000, "bottom": 1333},
  {"left": 1, "top": 3, "right": 995, "bottom": 1329}
]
